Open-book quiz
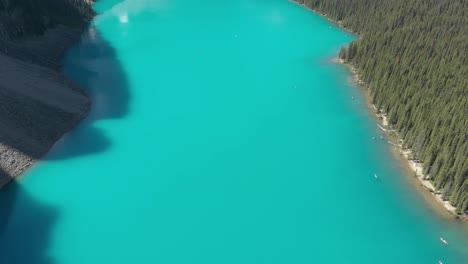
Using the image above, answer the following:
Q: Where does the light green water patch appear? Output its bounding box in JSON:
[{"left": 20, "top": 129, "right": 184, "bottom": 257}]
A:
[{"left": 1, "top": 0, "right": 467, "bottom": 263}]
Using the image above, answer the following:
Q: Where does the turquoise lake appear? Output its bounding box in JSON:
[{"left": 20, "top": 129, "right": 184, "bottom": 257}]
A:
[{"left": 1, "top": 0, "right": 467, "bottom": 263}]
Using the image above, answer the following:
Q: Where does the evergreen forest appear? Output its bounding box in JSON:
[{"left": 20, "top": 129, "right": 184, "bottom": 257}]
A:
[{"left": 296, "top": 0, "right": 467, "bottom": 214}]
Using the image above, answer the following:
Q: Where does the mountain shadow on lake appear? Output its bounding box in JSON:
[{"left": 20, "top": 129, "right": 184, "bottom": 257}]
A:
[
  {"left": 44, "top": 24, "right": 130, "bottom": 160},
  {"left": 0, "top": 22, "right": 130, "bottom": 168},
  {"left": 0, "top": 178, "right": 58, "bottom": 264}
]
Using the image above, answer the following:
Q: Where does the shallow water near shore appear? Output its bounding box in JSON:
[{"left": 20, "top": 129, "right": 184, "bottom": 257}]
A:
[{"left": 1, "top": 0, "right": 467, "bottom": 263}]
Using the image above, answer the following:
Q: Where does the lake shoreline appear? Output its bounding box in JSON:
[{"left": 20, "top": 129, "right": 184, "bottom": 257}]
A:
[
  {"left": 0, "top": 2, "right": 94, "bottom": 189},
  {"left": 290, "top": 0, "right": 465, "bottom": 220},
  {"left": 339, "top": 60, "right": 464, "bottom": 220}
]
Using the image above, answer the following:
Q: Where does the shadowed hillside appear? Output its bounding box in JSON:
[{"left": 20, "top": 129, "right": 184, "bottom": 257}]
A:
[{"left": 0, "top": 0, "right": 94, "bottom": 187}]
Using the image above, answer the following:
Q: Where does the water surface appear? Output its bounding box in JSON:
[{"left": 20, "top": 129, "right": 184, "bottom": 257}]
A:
[{"left": 1, "top": 0, "right": 467, "bottom": 263}]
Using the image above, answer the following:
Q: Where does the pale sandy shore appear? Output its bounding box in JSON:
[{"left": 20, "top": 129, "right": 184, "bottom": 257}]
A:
[
  {"left": 377, "top": 108, "right": 458, "bottom": 215},
  {"left": 338, "top": 58, "right": 464, "bottom": 219},
  {"left": 291, "top": 0, "right": 464, "bottom": 219}
]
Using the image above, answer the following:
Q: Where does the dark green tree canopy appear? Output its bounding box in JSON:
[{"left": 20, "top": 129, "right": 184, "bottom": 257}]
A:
[
  {"left": 297, "top": 0, "right": 468, "bottom": 214},
  {"left": 0, "top": 0, "right": 94, "bottom": 40}
]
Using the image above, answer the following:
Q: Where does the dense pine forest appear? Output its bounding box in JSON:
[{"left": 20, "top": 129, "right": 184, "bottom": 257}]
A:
[
  {"left": 296, "top": 0, "right": 467, "bottom": 214},
  {"left": 0, "top": 0, "right": 93, "bottom": 40},
  {"left": 0, "top": 0, "right": 94, "bottom": 67}
]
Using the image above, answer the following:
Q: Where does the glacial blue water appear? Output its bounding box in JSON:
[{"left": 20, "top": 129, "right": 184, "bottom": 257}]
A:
[{"left": 1, "top": 0, "right": 467, "bottom": 263}]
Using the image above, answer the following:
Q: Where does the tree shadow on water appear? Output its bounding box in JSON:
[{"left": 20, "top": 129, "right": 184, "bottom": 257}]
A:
[
  {"left": 0, "top": 174, "right": 58, "bottom": 264},
  {"left": 45, "top": 25, "right": 130, "bottom": 160}
]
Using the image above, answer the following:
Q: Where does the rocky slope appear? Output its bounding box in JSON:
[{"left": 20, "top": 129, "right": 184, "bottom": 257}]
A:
[{"left": 0, "top": 0, "right": 93, "bottom": 187}]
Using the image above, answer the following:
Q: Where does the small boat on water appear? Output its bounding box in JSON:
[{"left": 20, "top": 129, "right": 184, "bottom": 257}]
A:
[
  {"left": 440, "top": 237, "right": 448, "bottom": 245},
  {"left": 374, "top": 173, "right": 378, "bottom": 179},
  {"left": 438, "top": 260, "right": 443, "bottom": 264}
]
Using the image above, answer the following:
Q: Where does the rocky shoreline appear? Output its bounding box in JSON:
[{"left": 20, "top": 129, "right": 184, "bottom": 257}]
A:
[
  {"left": 373, "top": 105, "right": 464, "bottom": 218},
  {"left": 0, "top": 1, "right": 94, "bottom": 188},
  {"left": 333, "top": 35, "right": 465, "bottom": 219},
  {"left": 291, "top": 0, "right": 465, "bottom": 219}
]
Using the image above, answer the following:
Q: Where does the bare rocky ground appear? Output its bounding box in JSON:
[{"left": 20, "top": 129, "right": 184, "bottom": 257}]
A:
[{"left": 0, "top": 26, "right": 90, "bottom": 188}]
